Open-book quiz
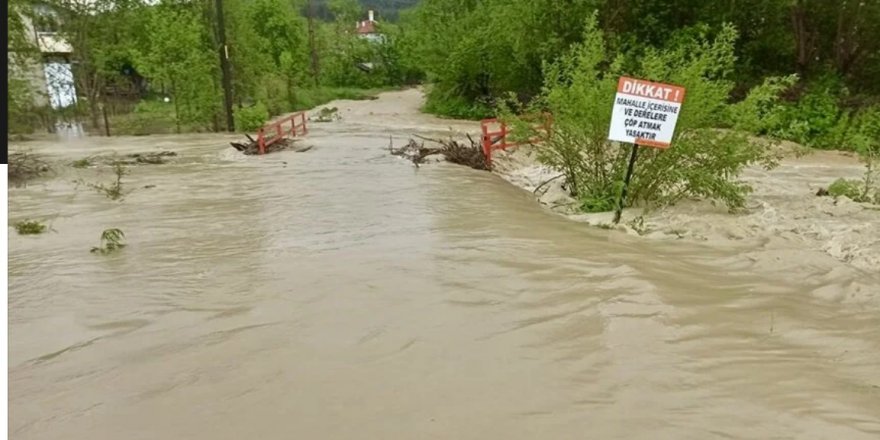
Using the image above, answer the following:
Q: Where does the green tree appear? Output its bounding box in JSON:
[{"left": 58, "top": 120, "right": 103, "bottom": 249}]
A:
[
  {"left": 137, "top": 1, "right": 219, "bottom": 132},
  {"left": 506, "top": 17, "right": 789, "bottom": 212}
]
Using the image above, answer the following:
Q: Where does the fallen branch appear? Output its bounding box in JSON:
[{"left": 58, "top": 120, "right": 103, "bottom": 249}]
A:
[
  {"left": 231, "top": 136, "right": 302, "bottom": 155},
  {"left": 9, "top": 150, "right": 52, "bottom": 185},
  {"left": 390, "top": 136, "right": 490, "bottom": 171},
  {"left": 533, "top": 174, "right": 566, "bottom": 195}
]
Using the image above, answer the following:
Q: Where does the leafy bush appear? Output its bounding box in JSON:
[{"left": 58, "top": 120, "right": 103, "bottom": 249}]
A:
[
  {"left": 727, "top": 75, "right": 798, "bottom": 133},
  {"left": 234, "top": 102, "right": 269, "bottom": 132},
  {"left": 423, "top": 87, "right": 493, "bottom": 120},
  {"left": 827, "top": 178, "right": 863, "bottom": 200},
  {"left": 505, "top": 18, "right": 782, "bottom": 213},
  {"left": 846, "top": 105, "right": 880, "bottom": 201},
  {"left": 760, "top": 75, "right": 851, "bottom": 149}
]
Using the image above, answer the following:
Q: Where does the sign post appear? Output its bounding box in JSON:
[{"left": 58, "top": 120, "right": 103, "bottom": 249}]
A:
[{"left": 608, "top": 76, "right": 686, "bottom": 223}]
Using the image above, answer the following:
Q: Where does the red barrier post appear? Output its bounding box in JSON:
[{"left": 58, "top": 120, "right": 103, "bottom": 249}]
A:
[{"left": 481, "top": 120, "right": 492, "bottom": 165}]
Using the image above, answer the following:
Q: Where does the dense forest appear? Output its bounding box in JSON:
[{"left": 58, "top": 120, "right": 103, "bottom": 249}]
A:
[
  {"left": 7, "top": 0, "right": 880, "bottom": 154},
  {"left": 405, "top": 0, "right": 879, "bottom": 149}
]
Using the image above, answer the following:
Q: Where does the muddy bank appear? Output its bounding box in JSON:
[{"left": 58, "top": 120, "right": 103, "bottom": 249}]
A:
[{"left": 491, "top": 145, "right": 880, "bottom": 275}]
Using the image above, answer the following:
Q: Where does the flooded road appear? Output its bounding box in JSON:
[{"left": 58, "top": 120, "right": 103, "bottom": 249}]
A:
[{"left": 9, "top": 90, "right": 880, "bottom": 439}]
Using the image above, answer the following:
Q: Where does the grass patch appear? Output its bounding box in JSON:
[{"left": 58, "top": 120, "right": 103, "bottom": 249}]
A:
[
  {"left": 14, "top": 219, "right": 48, "bottom": 235},
  {"left": 71, "top": 157, "right": 92, "bottom": 168},
  {"left": 103, "top": 88, "right": 391, "bottom": 136},
  {"left": 106, "top": 100, "right": 208, "bottom": 136},
  {"left": 291, "top": 87, "right": 388, "bottom": 112}
]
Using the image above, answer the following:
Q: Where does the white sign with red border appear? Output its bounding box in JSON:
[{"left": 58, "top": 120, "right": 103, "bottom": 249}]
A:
[{"left": 608, "top": 76, "right": 686, "bottom": 149}]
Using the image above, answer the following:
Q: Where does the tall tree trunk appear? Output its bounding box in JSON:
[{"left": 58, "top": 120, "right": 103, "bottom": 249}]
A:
[
  {"left": 171, "top": 76, "right": 181, "bottom": 134},
  {"left": 215, "top": 0, "right": 235, "bottom": 132},
  {"left": 307, "top": 0, "right": 320, "bottom": 86},
  {"left": 833, "top": 0, "right": 863, "bottom": 76},
  {"left": 791, "top": 0, "right": 813, "bottom": 74}
]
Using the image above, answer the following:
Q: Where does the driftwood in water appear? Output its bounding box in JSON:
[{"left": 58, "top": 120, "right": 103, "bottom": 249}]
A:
[
  {"left": 388, "top": 138, "right": 441, "bottom": 167},
  {"left": 9, "top": 150, "right": 52, "bottom": 185},
  {"left": 390, "top": 134, "right": 489, "bottom": 170},
  {"left": 121, "top": 151, "right": 177, "bottom": 165},
  {"left": 231, "top": 134, "right": 305, "bottom": 155}
]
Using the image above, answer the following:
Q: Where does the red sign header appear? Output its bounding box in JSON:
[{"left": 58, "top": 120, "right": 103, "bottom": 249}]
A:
[{"left": 617, "top": 77, "right": 685, "bottom": 103}]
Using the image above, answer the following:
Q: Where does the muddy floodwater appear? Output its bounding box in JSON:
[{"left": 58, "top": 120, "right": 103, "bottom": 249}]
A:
[{"left": 8, "top": 90, "right": 880, "bottom": 439}]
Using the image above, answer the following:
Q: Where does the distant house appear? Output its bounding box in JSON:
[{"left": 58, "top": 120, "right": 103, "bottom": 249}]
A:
[
  {"left": 11, "top": 2, "right": 77, "bottom": 110},
  {"left": 356, "top": 10, "right": 384, "bottom": 43}
]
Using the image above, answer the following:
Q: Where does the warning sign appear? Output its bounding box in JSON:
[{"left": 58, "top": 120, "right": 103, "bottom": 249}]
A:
[{"left": 608, "top": 76, "right": 686, "bottom": 148}]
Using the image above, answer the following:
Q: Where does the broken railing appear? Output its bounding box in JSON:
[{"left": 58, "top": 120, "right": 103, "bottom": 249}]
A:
[
  {"left": 256, "top": 112, "right": 308, "bottom": 155},
  {"left": 479, "top": 113, "right": 552, "bottom": 165}
]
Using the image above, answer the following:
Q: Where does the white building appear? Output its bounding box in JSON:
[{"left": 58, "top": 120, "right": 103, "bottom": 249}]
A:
[
  {"left": 355, "top": 10, "right": 385, "bottom": 44},
  {"left": 10, "top": 2, "right": 78, "bottom": 110}
]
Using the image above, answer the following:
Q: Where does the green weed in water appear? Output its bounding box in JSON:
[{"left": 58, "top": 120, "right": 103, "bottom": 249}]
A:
[
  {"left": 71, "top": 158, "right": 92, "bottom": 168},
  {"left": 76, "top": 161, "right": 130, "bottom": 201},
  {"left": 14, "top": 219, "right": 47, "bottom": 235},
  {"left": 91, "top": 228, "right": 126, "bottom": 254}
]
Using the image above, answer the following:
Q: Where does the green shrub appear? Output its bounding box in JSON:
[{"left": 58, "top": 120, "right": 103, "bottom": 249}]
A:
[
  {"left": 847, "top": 106, "right": 880, "bottom": 201},
  {"left": 727, "top": 75, "right": 798, "bottom": 134},
  {"left": 828, "top": 178, "right": 863, "bottom": 200},
  {"left": 504, "top": 18, "right": 782, "bottom": 213},
  {"left": 423, "top": 87, "right": 493, "bottom": 120},
  {"left": 234, "top": 102, "right": 269, "bottom": 132},
  {"left": 762, "top": 75, "right": 852, "bottom": 149}
]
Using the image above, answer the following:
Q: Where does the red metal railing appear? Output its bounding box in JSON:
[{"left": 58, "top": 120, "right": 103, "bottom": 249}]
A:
[
  {"left": 256, "top": 112, "right": 308, "bottom": 155},
  {"left": 480, "top": 113, "right": 552, "bottom": 166}
]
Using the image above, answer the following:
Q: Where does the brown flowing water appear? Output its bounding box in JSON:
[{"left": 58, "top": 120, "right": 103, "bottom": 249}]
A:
[{"left": 8, "top": 90, "right": 880, "bottom": 439}]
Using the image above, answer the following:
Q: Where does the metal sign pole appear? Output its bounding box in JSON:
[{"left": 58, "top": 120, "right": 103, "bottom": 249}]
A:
[{"left": 613, "top": 143, "right": 640, "bottom": 224}]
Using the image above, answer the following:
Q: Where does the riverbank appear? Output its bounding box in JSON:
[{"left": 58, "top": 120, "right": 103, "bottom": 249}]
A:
[
  {"left": 490, "top": 144, "right": 880, "bottom": 275},
  {"left": 310, "top": 88, "right": 880, "bottom": 281}
]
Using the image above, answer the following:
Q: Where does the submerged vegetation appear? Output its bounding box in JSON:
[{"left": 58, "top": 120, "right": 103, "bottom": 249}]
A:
[
  {"left": 13, "top": 220, "right": 48, "bottom": 235},
  {"left": 90, "top": 228, "right": 127, "bottom": 254},
  {"left": 9, "top": 150, "right": 52, "bottom": 185},
  {"left": 76, "top": 160, "right": 131, "bottom": 201}
]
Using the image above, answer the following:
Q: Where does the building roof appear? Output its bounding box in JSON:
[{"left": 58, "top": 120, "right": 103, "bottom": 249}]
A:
[{"left": 356, "top": 20, "right": 376, "bottom": 34}]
